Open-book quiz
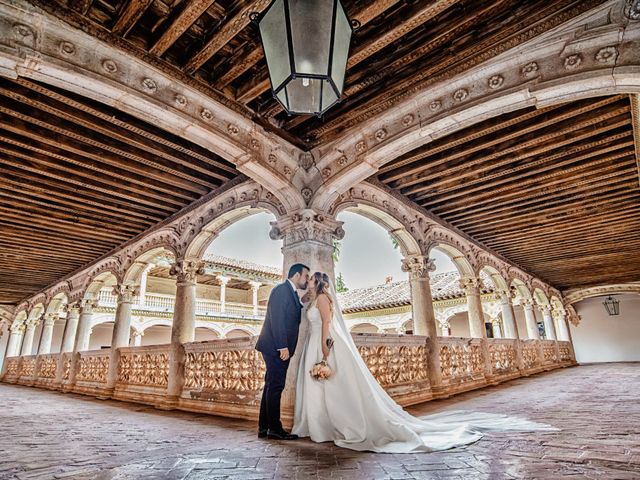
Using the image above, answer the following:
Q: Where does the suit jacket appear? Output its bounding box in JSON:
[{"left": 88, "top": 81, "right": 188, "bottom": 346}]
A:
[{"left": 255, "top": 281, "right": 303, "bottom": 356}]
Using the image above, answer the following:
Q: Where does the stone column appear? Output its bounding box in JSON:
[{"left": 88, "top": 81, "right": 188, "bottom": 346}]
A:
[
  {"left": 21, "top": 318, "right": 39, "bottom": 356},
  {"left": 132, "top": 330, "right": 143, "bottom": 347},
  {"left": 165, "top": 259, "right": 202, "bottom": 405},
  {"left": 250, "top": 281, "right": 262, "bottom": 316},
  {"left": 60, "top": 304, "right": 80, "bottom": 353},
  {"left": 492, "top": 319, "right": 502, "bottom": 338},
  {"left": 106, "top": 284, "right": 137, "bottom": 391},
  {"left": 6, "top": 322, "right": 24, "bottom": 357},
  {"left": 218, "top": 275, "right": 230, "bottom": 313},
  {"left": 38, "top": 313, "right": 58, "bottom": 354},
  {"left": 522, "top": 299, "right": 540, "bottom": 339},
  {"left": 460, "top": 277, "right": 486, "bottom": 338},
  {"left": 137, "top": 263, "right": 153, "bottom": 308},
  {"left": 401, "top": 255, "right": 442, "bottom": 389},
  {"left": 270, "top": 209, "right": 345, "bottom": 428},
  {"left": 539, "top": 305, "right": 557, "bottom": 340},
  {"left": 498, "top": 291, "right": 519, "bottom": 339},
  {"left": 75, "top": 300, "right": 95, "bottom": 352},
  {"left": 555, "top": 309, "right": 570, "bottom": 341}
]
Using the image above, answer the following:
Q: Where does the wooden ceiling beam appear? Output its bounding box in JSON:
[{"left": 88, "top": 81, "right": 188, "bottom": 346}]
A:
[
  {"left": 150, "top": 0, "right": 217, "bottom": 56},
  {"left": 112, "top": 0, "right": 154, "bottom": 36}
]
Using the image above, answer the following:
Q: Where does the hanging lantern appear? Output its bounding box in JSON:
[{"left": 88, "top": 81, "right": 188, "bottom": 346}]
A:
[
  {"left": 256, "top": 0, "right": 352, "bottom": 116},
  {"left": 602, "top": 296, "right": 620, "bottom": 315}
]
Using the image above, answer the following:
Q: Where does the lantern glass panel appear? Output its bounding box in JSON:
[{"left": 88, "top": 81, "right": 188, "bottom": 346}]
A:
[
  {"left": 259, "top": 0, "right": 291, "bottom": 92},
  {"left": 289, "top": 0, "right": 334, "bottom": 76},
  {"left": 321, "top": 79, "right": 338, "bottom": 111},
  {"left": 286, "top": 77, "right": 323, "bottom": 114},
  {"left": 331, "top": 4, "right": 351, "bottom": 93}
]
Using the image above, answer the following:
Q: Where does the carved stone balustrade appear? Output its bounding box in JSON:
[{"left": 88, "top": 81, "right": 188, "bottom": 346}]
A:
[
  {"left": 353, "top": 333, "right": 432, "bottom": 405},
  {"left": 558, "top": 341, "right": 574, "bottom": 363},
  {"left": 541, "top": 340, "right": 559, "bottom": 366},
  {"left": 33, "top": 354, "right": 60, "bottom": 389},
  {"left": 73, "top": 350, "right": 111, "bottom": 396},
  {"left": 114, "top": 345, "right": 170, "bottom": 405},
  {"left": 438, "top": 337, "right": 486, "bottom": 394},
  {"left": 521, "top": 340, "right": 542, "bottom": 372},
  {"left": 17, "top": 355, "right": 38, "bottom": 385},
  {"left": 487, "top": 339, "right": 520, "bottom": 382},
  {"left": 2, "top": 357, "right": 21, "bottom": 383}
]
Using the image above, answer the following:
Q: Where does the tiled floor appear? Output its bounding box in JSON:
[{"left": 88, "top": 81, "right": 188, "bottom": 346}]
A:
[{"left": 1, "top": 363, "right": 638, "bottom": 479}]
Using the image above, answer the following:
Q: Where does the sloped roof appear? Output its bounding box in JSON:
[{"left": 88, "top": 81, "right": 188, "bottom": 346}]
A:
[
  {"left": 338, "top": 271, "right": 495, "bottom": 313},
  {"left": 203, "top": 254, "right": 282, "bottom": 278}
]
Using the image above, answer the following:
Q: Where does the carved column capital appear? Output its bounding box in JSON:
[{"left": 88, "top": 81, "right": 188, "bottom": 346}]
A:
[
  {"left": 270, "top": 209, "right": 344, "bottom": 248},
  {"left": 25, "top": 318, "right": 39, "bottom": 330},
  {"left": 113, "top": 284, "right": 139, "bottom": 304},
  {"left": 169, "top": 259, "right": 205, "bottom": 285},
  {"left": 460, "top": 276, "right": 482, "bottom": 295},
  {"left": 10, "top": 323, "right": 25, "bottom": 334},
  {"left": 217, "top": 275, "right": 231, "bottom": 286},
  {"left": 80, "top": 299, "right": 98, "bottom": 314},
  {"left": 63, "top": 303, "right": 80, "bottom": 316},
  {"left": 401, "top": 256, "right": 436, "bottom": 280},
  {"left": 43, "top": 313, "right": 59, "bottom": 326},
  {"left": 521, "top": 298, "right": 534, "bottom": 311},
  {"left": 538, "top": 304, "right": 552, "bottom": 315},
  {"left": 249, "top": 281, "right": 262, "bottom": 291}
]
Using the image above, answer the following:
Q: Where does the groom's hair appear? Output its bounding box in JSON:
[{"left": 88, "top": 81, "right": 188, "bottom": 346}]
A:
[{"left": 287, "top": 263, "right": 310, "bottom": 278}]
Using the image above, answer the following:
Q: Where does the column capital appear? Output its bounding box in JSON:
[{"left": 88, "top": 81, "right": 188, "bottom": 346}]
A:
[
  {"left": 538, "top": 304, "right": 552, "bottom": 314},
  {"left": 64, "top": 303, "right": 80, "bottom": 316},
  {"left": 249, "top": 280, "right": 262, "bottom": 290},
  {"left": 112, "top": 284, "right": 139, "bottom": 304},
  {"left": 521, "top": 298, "right": 534, "bottom": 310},
  {"left": 25, "top": 316, "right": 41, "bottom": 329},
  {"left": 132, "top": 330, "right": 144, "bottom": 338},
  {"left": 43, "top": 313, "right": 59, "bottom": 326},
  {"left": 10, "top": 323, "right": 25, "bottom": 334},
  {"left": 496, "top": 290, "right": 512, "bottom": 304},
  {"left": 169, "top": 259, "right": 205, "bottom": 284},
  {"left": 401, "top": 255, "right": 436, "bottom": 279},
  {"left": 80, "top": 299, "right": 98, "bottom": 314},
  {"left": 460, "top": 276, "right": 482, "bottom": 295},
  {"left": 270, "top": 209, "right": 344, "bottom": 248},
  {"left": 217, "top": 275, "right": 231, "bottom": 286}
]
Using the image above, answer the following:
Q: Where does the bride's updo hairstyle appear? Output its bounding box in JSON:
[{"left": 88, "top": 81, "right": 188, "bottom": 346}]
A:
[{"left": 312, "top": 272, "right": 334, "bottom": 311}]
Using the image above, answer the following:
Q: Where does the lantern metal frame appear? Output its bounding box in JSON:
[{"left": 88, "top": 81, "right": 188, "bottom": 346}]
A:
[
  {"left": 253, "top": 0, "right": 353, "bottom": 117},
  {"left": 602, "top": 295, "right": 620, "bottom": 315}
]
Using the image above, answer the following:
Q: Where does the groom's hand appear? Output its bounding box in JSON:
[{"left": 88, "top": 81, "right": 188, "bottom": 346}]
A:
[{"left": 278, "top": 348, "right": 290, "bottom": 361}]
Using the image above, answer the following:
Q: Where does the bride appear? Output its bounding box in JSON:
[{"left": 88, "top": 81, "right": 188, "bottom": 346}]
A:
[{"left": 292, "top": 272, "right": 557, "bottom": 453}]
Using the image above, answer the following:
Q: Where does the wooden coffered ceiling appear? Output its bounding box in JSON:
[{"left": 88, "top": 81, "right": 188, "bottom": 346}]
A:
[
  {"left": 29, "top": 0, "right": 604, "bottom": 146},
  {"left": 0, "top": 76, "right": 238, "bottom": 304},
  {"left": 378, "top": 95, "right": 640, "bottom": 290}
]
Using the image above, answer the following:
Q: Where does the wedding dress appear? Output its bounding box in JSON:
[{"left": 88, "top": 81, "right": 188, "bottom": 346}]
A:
[{"left": 292, "top": 285, "right": 557, "bottom": 453}]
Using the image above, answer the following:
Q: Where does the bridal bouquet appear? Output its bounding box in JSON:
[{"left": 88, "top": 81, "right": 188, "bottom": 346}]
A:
[{"left": 310, "top": 337, "right": 334, "bottom": 380}]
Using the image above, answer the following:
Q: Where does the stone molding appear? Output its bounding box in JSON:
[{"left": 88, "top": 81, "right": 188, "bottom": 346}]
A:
[{"left": 563, "top": 283, "right": 640, "bottom": 305}]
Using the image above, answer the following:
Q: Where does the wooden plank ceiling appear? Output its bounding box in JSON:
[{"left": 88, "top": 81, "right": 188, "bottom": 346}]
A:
[
  {"left": 0, "top": 76, "right": 238, "bottom": 304},
  {"left": 31, "top": 0, "right": 604, "bottom": 146},
  {"left": 378, "top": 95, "right": 640, "bottom": 290}
]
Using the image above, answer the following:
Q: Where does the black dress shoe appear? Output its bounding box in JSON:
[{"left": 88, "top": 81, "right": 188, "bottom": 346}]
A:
[
  {"left": 266, "top": 429, "right": 299, "bottom": 440},
  {"left": 258, "top": 429, "right": 268, "bottom": 438}
]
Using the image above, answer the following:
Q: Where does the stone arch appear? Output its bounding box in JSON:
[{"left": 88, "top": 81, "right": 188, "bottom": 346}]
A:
[
  {"left": 224, "top": 328, "right": 254, "bottom": 339},
  {"left": 28, "top": 303, "right": 46, "bottom": 321},
  {"left": 45, "top": 292, "right": 69, "bottom": 315},
  {"left": 81, "top": 258, "right": 123, "bottom": 299},
  {"left": 428, "top": 241, "right": 475, "bottom": 278},
  {"left": 533, "top": 288, "right": 551, "bottom": 306},
  {"left": 84, "top": 270, "right": 119, "bottom": 302},
  {"left": 350, "top": 323, "right": 380, "bottom": 334},
  {"left": 122, "top": 246, "right": 176, "bottom": 286},
  {"left": 13, "top": 309, "right": 28, "bottom": 325},
  {"left": 511, "top": 278, "right": 532, "bottom": 300},
  {"left": 329, "top": 183, "right": 424, "bottom": 257},
  {"left": 0, "top": 306, "right": 15, "bottom": 327},
  {"left": 563, "top": 283, "right": 640, "bottom": 305},
  {"left": 134, "top": 318, "right": 173, "bottom": 333},
  {"left": 182, "top": 181, "right": 286, "bottom": 260},
  {"left": 479, "top": 265, "right": 510, "bottom": 292},
  {"left": 194, "top": 321, "right": 223, "bottom": 338},
  {"left": 122, "top": 230, "right": 180, "bottom": 283}
]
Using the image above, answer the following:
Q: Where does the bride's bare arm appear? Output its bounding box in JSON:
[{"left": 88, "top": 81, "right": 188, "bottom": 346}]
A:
[{"left": 317, "top": 294, "right": 332, "bottom": 360}]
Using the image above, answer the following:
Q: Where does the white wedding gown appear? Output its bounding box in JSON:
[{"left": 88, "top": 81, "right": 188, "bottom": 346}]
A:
[{"left": 292, "top": 292, "right": 557, "bottom": 453}]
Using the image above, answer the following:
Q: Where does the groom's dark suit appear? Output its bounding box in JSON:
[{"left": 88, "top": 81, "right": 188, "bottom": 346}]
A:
[{"left": 256, "top": 280, "right": 303, "bottom": 433}]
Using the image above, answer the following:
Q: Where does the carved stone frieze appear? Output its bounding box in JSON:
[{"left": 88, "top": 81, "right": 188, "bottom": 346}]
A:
[
  {"left": 76, "top": 352, "right": 110, "bottom": 384},
  {"left": 439, "top": 339, "right": 484, "bottom": 384},
  {"left": 118, "top": 349, "right": 169, "bottom": 387}
]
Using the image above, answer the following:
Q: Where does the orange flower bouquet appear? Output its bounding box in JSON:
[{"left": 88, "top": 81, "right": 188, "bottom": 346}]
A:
[{"left": 310, "top": 359, "right": 332, "bottom": 380}]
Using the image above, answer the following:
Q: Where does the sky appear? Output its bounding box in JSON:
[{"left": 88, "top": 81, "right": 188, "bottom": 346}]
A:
[{"left": 210, "top": 211, "right": 457, "bottom": 290}]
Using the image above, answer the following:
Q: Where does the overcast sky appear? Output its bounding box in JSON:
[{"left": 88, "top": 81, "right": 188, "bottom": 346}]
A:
[{"left": 210, "top": 211, "right": 456, "bottom": 290}]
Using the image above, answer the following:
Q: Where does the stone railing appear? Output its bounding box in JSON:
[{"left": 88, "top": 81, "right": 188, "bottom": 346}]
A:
[
  {"left": 353, "top": 333, "right": 432, "bottom": 405},
  {"left": 438, "top": 337, "right": 485, "bottom": 391},
  {"left": 2, "top": 335, "right": 577, "bottom": 422},
  {"left": 74, "top": 349, "right": 110, "bottom": 394},
  {"left": 487, "top": 338, "right": 519, "bottom": 378}
]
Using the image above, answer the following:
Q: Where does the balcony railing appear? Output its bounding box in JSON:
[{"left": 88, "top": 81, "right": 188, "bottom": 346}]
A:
[{"left": 97, "top": 290, "right": 267, "bottom": 319}]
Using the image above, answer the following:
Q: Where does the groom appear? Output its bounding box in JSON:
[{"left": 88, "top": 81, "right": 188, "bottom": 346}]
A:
[{"left": 255, "top": 263, "right": 309, "bottom": 440}]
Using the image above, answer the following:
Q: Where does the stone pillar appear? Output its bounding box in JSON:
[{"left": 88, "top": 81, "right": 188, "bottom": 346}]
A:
[
  {"left": 106, "top": 284, "right": 137, "bottom": 391},
  {"left": 540, "top": 305, "right": 557, "bottom": 340},
  {"left": 270, "top": 209, "right": 345, "bottom": 428},
  {"left": 165, "top": 259, "right": 202, "bottom": 405},
  {"left": 523, "top": 299, "right": 540, "bottom": 340},
  {"left": 401, "top": 255, "right": 442, "bottom": 389},
  {"left": 498, "top": 291, "right": 519, "bottom": 339},
  {"left": 218, "top": 275, "right": 230, "bottom": 313},
  {"left": 555, "top": 310, "right": 570, "bottom": 341},
  {"left": 60, "top": 304, "right": 80, "bottom": 353},
  {"left": 38, "top": 313, "right": 58, "bottom": 354},
  {"left": 492, "top": 319, "right": 502, "bottom": 338},
  {"left": 132, "top": 330, "right": 143, "bottom": 347},
  {"left": 21, "top": 318, "right": 39, "bottom": 356},
  {"left": 137, "top": 263, "right": 153, "bottom": 308},
  {"left": 75, "top": 300, "right": 95, "bottom": 352},
  {"left": 460, "top": 277, "right": 486, "bottom": 338},
  {"left": 6, "top": 322, "right": 24, "bottom": 357},
  {"left": 250, "top": 281, "right": 262, "bottom": 316}
]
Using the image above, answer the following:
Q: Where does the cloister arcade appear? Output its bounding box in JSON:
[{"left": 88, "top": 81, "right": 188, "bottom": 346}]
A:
[{"left": 0, "top": 1, "right": 638, "bottom": 463}]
